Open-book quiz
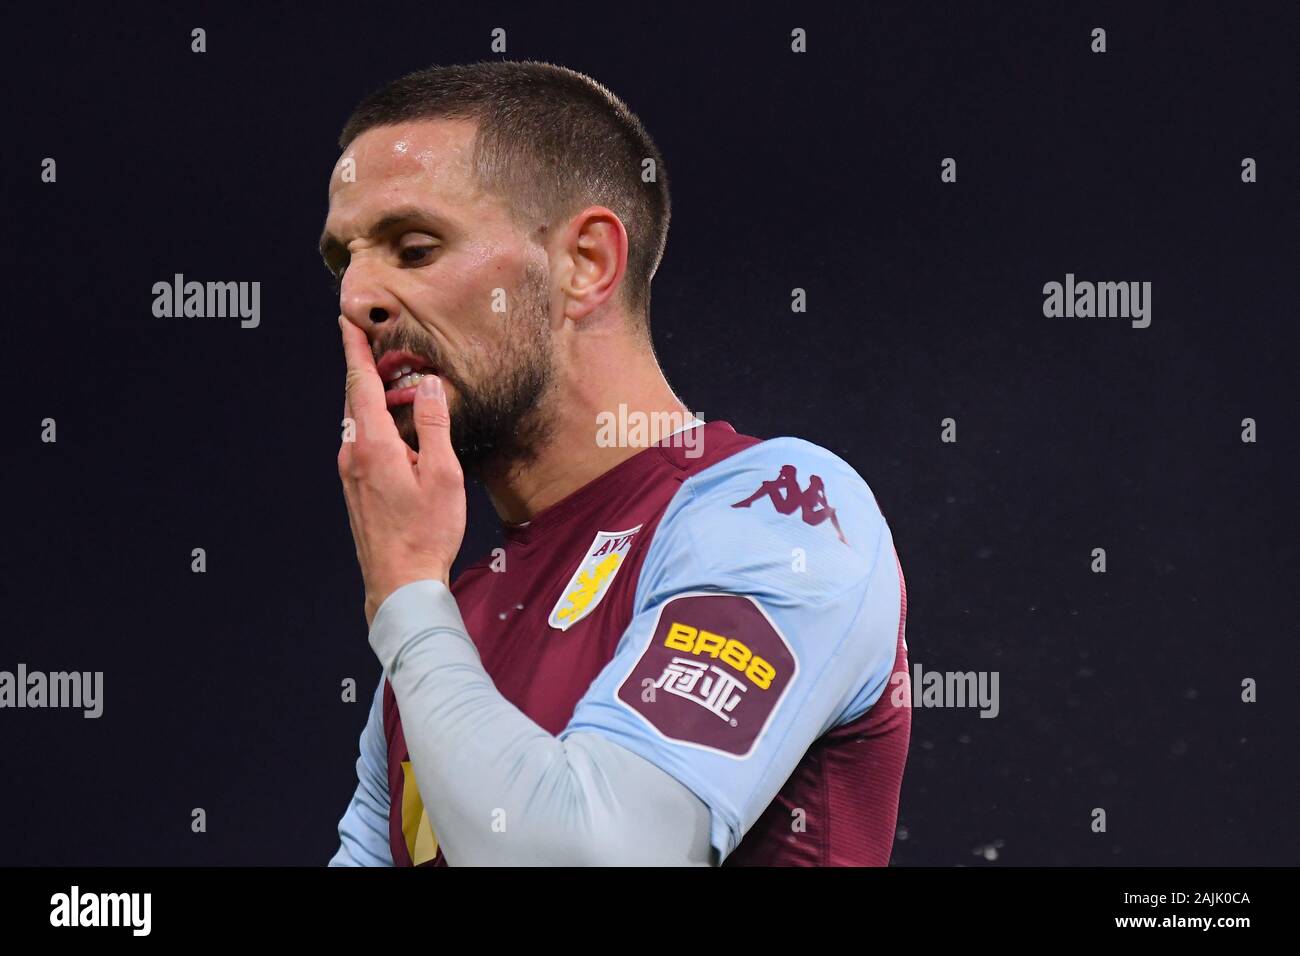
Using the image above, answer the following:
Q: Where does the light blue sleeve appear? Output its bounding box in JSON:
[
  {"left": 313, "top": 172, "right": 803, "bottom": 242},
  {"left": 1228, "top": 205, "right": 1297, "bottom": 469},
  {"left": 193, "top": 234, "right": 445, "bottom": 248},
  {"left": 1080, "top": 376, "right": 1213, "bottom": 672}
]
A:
[
  {"left": 367, "top": 582, "right": 713, "bottom": 865},
  {"left": 560, "top": 438, "right": 903, "bottom": 861},
  {"left": 328, "top": 677, "right": 394, "bottom": 867}
]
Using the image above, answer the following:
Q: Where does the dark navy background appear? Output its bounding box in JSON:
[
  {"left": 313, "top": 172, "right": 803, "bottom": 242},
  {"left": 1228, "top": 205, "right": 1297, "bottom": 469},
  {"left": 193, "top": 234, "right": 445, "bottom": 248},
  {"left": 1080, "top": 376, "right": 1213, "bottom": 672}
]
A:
[{"left": 3, "top": 2, "right": 1296, "bottom": 865}]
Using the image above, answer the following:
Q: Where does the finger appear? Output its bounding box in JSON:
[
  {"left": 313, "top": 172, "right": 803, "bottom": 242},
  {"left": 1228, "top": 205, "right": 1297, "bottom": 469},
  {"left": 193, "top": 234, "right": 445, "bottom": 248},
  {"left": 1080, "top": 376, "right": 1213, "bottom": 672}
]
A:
[
  {"left": 338, "top": 315, "right": 398, "bottom": 445},
  {"left": 338, "top": 391, "right": 361, "bottom": 516},
  {"left": 338, "top": 390, "right": 355, "bottom": 476},
  {"left": 412, "top": 375, "right": 461, "bottom": 489}
]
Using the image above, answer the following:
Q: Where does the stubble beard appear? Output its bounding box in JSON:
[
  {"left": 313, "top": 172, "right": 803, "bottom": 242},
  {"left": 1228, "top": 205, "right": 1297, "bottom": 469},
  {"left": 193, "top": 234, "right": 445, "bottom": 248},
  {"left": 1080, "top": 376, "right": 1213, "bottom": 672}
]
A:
[{"left": 392, "top": 267, "right": 556, "bottom": 481}]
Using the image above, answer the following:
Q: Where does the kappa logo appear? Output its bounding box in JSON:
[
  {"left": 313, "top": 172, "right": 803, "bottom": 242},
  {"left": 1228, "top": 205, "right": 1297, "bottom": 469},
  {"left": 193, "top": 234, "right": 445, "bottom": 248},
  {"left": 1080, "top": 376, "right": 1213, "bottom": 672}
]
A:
[
  {"left": 548, "top": 525, "right": 643, "bottom": 630},
  {"left": 731, "top": 464, "right": 848, "bottom": 544}
]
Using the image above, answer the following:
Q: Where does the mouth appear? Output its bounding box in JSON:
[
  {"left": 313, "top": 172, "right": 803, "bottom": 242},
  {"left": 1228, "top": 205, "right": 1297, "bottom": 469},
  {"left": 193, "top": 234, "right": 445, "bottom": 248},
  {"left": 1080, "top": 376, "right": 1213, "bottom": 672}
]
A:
[{"left": 376, "top": 350, "right": 440, "bottom": 408}]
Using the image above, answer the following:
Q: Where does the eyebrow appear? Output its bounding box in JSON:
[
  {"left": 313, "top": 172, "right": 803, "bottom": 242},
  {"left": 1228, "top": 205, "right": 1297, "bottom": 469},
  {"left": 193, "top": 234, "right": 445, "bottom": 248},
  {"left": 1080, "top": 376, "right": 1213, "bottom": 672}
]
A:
[{"left": 318, "top": 206, "right": 448, "bottom": 262}]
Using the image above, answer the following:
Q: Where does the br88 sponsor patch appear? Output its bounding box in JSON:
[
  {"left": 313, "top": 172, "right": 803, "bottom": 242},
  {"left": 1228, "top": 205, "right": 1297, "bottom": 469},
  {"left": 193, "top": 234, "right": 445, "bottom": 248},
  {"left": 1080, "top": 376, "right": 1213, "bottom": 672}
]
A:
[{"left": 616, "top": 593, "right": 797, "bottom": 758}]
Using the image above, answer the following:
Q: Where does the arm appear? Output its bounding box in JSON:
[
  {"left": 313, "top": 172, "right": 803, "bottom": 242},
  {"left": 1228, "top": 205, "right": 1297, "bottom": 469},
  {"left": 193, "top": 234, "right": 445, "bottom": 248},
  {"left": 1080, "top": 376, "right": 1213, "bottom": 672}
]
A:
[
  {"left": 370, "top": 582, "right": 712, "bottom": 866},
  {"left": 328, "top": 679, "right": 394, "bottom": 866}
]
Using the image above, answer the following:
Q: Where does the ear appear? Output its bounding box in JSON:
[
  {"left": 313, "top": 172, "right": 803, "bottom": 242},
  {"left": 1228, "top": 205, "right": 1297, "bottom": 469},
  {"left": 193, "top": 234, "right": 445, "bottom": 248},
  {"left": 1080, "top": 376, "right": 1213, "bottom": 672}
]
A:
[{"left": 557, "top": 206, "right": 628, "bottom": 321}]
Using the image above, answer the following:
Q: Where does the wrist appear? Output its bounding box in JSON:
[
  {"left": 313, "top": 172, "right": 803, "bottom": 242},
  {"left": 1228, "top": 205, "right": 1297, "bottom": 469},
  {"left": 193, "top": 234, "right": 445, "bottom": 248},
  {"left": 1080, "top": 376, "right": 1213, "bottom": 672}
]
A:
[{"left": 367, "top": 572, "right": 450, "bottom": 624}]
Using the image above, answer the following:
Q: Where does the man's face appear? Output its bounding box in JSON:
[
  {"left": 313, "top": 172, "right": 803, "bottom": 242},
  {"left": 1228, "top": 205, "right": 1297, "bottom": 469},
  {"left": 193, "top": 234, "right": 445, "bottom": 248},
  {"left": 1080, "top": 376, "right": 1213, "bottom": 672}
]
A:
[{"left": 321, "top": 118, "right": 555, "bottom": 476}]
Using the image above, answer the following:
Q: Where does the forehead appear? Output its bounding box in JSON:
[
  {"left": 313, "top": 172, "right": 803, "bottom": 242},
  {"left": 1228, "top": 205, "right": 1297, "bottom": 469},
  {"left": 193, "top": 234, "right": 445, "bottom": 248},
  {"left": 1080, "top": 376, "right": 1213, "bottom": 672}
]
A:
[{"left": 326, "top": 118, "right": 487, "bottom": 222}]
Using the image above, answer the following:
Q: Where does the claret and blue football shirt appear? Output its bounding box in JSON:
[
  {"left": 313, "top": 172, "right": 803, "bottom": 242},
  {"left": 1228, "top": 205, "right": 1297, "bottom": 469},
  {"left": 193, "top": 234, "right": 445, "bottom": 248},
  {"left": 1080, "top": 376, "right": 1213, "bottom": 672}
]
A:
[{"left": 333, "top": 420, "right": 910, "bottom": 866}]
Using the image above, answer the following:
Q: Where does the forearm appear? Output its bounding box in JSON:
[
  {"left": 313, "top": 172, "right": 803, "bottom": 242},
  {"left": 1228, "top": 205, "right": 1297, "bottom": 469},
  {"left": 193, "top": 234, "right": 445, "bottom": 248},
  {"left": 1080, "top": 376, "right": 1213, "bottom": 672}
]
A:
[{"left": 370, "top": 580, "right": 711, "bottom": 866}]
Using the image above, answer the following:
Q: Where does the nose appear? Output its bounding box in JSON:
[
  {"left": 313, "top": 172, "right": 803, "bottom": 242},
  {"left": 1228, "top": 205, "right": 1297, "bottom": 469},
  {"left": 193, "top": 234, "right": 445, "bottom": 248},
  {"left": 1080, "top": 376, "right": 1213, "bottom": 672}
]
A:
[{"left": 339, "top": 256, "right": 402, "bottom": 331}]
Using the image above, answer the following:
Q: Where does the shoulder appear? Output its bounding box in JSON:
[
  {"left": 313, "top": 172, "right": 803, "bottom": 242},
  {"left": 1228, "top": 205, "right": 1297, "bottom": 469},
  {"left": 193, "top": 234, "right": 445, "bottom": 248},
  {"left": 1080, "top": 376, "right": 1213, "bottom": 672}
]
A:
[
  {"left": 638, "top": 436, "right": 895, "bottom": 608},
  {"left": 589, "top": 437, "right": 904, "bottom": 770}
]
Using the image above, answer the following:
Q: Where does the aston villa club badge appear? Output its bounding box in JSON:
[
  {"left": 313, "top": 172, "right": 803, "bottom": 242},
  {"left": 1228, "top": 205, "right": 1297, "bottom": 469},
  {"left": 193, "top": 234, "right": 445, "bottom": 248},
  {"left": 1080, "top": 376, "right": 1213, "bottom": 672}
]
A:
[{"left": 547, "top": 525, "right": 643, "bottom": 631}]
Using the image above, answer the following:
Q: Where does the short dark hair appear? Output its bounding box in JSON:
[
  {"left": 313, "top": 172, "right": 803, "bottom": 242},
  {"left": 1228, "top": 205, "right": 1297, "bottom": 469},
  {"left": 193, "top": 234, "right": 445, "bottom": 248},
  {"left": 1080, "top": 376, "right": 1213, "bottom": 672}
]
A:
[{"left": 339, "top": 60, "right": 671, "bottom": 318}]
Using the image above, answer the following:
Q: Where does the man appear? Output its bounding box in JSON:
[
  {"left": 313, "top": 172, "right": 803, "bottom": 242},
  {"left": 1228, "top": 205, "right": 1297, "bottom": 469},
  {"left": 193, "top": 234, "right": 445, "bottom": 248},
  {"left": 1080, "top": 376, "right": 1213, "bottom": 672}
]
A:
[{"left": 324, "top": 60, "right": 910, "bottom": 867}]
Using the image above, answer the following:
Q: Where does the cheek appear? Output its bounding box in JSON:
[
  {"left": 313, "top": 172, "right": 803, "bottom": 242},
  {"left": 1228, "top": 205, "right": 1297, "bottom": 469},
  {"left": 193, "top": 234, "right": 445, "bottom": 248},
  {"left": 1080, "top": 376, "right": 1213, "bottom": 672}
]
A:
[
  {"left": 460, "top": 238, "right": 536, "bottom": 314},
  {"left": 433, "top": 244, "right": 535, "bottom": 370},
  {"left": 460, "top": 233, "right": 523, "bottom": 275},
  {"left": 438, "top": 268, "right": 506, "bottom": 341}
]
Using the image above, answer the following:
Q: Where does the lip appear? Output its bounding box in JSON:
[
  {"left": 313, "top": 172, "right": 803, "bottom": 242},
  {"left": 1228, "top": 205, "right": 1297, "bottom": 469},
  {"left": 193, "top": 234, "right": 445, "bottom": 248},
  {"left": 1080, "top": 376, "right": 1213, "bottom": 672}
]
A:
[
  {"left": 375, "top": 349, "right": 440, "bottom": 409},
  {"left": 385, "top": 382, "right": 423, "bottom": 408},
  {"left": 375, "top": 349, "right": 438, "bottom": 384}
]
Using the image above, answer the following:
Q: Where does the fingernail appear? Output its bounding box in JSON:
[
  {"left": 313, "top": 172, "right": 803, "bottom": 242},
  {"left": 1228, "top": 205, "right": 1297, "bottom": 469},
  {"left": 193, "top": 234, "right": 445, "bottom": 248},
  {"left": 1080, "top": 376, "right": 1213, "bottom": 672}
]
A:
[{"left": 418, "top": 375, "right": 442, "bottom": 399}]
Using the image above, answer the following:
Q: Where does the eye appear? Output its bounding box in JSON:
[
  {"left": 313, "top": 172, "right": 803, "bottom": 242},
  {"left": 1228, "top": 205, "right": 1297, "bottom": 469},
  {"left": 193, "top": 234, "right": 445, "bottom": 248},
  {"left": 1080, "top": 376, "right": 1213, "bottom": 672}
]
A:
[
  {"left": 397, "top": 233, "right": 439, "bottom": 266},
  {"left": 399, "top": 245, "right": 436, "bottom": 265}
]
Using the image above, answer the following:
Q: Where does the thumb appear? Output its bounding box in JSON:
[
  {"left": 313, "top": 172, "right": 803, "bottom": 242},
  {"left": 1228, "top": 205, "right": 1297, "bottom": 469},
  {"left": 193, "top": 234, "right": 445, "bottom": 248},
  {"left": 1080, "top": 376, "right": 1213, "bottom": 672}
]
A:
[{"left": 413, "top": 375, "right": 457, "bottom": 481}]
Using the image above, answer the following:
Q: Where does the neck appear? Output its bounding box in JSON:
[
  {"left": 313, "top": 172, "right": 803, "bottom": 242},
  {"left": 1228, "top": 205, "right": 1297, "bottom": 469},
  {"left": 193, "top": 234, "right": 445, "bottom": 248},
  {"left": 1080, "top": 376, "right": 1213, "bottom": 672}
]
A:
[{"left": 483, "top": 330, "right": 693, "bottom": 525}]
